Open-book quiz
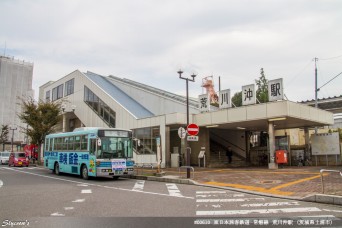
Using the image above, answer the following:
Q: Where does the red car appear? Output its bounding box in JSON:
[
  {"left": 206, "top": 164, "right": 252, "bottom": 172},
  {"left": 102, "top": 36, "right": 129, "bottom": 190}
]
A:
[{"left": 8, "top": 152, "right": 30, "bottom": 167}]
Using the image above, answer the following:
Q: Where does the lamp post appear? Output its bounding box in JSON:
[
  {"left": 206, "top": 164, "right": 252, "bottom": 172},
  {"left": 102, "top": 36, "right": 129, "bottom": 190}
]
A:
[
  {"left": 10, "top": 126, "right": 17, "bottom": 152},
  {"left": 178, "top": 70, "right": 196, "bottom": 178}
]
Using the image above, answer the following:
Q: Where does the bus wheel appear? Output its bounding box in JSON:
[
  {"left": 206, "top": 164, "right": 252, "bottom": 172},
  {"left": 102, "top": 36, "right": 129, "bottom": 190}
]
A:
[
  {"left": 81, "top": 165, "right": 89, "bottom": 180},
  {"left": 54, "top": 162, "right": 60, "bottom": 175}
]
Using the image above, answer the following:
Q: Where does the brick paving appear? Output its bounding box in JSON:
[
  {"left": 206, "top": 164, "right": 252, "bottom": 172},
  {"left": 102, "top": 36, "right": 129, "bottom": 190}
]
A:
[{"left": 154, "top": 166, "right": 342, "bottom": 199}]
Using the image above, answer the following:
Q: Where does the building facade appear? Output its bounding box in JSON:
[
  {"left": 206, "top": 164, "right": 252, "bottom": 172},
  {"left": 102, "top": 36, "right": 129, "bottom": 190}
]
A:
[
  {"left": 0, "top": 56, "right": 34, "bottom": 147},
  {"left": 39, "top": 70, "right": 335, "bottom": 168}
]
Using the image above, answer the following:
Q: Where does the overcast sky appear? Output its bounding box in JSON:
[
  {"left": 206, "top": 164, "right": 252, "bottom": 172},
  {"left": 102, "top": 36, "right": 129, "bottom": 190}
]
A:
[{"left": 1, "top": 0, "right": 341, "bottom": 102}]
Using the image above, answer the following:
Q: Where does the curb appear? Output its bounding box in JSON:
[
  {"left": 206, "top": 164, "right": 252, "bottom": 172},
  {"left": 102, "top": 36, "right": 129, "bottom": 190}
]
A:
[
  {"left": 302, "top": 194, "right": 342, "bottom": 206},
  {"left": 130, "top": 175, "right": 342, "bottom": 206}
]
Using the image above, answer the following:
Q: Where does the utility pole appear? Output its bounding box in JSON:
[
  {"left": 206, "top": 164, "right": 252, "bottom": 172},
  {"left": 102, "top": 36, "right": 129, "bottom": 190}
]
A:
[
  {"left": 314, "top": 57, "right": 318, "bottom": 134},
  {"left": 10, "top": 126, "right": 17, "bottom": 152}
]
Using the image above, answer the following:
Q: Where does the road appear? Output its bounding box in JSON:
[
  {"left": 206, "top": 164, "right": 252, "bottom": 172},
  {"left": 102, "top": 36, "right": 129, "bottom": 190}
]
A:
[{"left": 1, "top": 165, "right": 342, "bottom": 228}]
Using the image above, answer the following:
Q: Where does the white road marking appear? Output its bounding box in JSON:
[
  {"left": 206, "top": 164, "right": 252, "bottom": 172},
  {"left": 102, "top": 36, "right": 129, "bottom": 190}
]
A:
[
  {"left": 241, "top": 202, "right": 300, "bottom": 207},
  {"left": 64, "top": 207, "right": 74, "bottom": 210},
  {"left": 323, "top": 209, "right": 342, "bottom": 213},
  {"left": 132, "top": 180, "right": 145, "bottom": 191},
  {"left": 166, "top": 183, "right": 183, "bottom": 197},
  {"left": 5, "top": 167, "right": 194, "bottom": 199},
  {"left": 196, "top": 191, "right": 227, "bottom": 194},
  {"left": 51, "top": 212, "right": 65, "bottom": 216},
  {"left": 197, "top": 198, "right": 265, "bottom": 203},
  {"left": 196, "top": 194, "right": 245, "bottom": 198},
  {"left": 81, "top": 189, "right": 92, "bottom": 194},
  {"left": 0, "top": 180, "right": 3, "bottom": 188},
  {"left": 72, "top": 199, "right": 85, "bottom": 203},
  {"left": 77, "top": 184, "right": 89, "bottom": 187},
  {"left": 196, "top": 207, "right": 322, "bottom": 216}
]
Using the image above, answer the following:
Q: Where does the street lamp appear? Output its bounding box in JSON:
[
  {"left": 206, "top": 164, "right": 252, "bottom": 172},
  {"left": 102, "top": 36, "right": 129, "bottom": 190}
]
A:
[
  {"left": 10, "top": 126, "right": 17, "bottom": 152},
  {"left": 178, "top": 69, "right": 196, "bottom": 178}
]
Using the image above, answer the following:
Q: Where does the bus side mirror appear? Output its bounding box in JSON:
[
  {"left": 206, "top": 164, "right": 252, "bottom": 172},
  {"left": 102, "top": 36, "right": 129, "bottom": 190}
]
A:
[{"left": 97, "top": 139, "right": 102, "bottom": 146}]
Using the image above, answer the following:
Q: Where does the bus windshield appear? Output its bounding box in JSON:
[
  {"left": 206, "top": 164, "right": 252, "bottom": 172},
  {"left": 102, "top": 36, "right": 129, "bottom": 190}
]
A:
[{"left": 98, "top": 136, "right": 132, "bottom": 159}]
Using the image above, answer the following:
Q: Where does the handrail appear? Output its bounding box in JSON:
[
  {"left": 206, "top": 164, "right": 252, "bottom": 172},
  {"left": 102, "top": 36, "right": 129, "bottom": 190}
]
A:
[
  {"left": 320, "top": 169, "right": 342, "bottom": 194},
  {"left": 178, "top": 166, "right": 195, "bottom": 179}
]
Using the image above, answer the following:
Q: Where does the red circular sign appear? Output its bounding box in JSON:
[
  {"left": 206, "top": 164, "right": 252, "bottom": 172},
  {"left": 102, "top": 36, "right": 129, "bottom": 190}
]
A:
[{"left": 187, "top": 123, "right": 199, "bottom": 136}]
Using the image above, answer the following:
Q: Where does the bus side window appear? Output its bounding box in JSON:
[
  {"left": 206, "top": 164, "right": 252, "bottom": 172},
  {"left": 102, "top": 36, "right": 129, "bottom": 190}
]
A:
[
  {"left": 75, "top": 136, "right": 81, "bottom": 151},
  {"left": 90, "top": 139, "right": 96, "bottom": 155}
]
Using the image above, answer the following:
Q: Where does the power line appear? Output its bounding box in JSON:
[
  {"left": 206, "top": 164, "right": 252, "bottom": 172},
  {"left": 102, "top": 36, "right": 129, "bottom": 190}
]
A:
[
  {"left": 318, "top": 71, "right": 342, "bottom": 91},
  {"left": 320, "top": 54, "right": 342, "bottom": 61}
]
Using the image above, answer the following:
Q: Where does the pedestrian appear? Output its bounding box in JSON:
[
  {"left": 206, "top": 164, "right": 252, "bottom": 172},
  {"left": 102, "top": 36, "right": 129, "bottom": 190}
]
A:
[{"left": 226, "top": 146, "right": 233, "bottom": 164}]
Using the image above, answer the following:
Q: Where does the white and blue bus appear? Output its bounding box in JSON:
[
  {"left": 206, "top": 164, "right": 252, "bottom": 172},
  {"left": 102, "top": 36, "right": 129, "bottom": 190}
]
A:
[{"left": 44, "top": 127, "right": 134, "bottom": 180}]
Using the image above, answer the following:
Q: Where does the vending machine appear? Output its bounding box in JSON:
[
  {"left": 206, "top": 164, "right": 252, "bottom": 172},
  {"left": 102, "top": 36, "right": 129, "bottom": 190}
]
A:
[{"left": 276, "top": 150, "right": 288, "bottom": 164}]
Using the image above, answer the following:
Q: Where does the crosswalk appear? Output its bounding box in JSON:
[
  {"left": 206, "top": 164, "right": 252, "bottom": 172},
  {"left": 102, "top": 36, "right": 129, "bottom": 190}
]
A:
[
  {"left": 2, "top": 166, "right": 342, "bottom": 221},
  {"left": 194, "top": 190, "right": 340, "bottom": 220}
]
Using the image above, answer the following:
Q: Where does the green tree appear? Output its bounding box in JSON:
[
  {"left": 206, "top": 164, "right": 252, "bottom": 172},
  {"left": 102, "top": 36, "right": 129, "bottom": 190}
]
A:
[
  {"left": 231, "top": 91, "right": 242, "bottom": 107},
  {"left": 18, "top": 97, "right": 62, "bottom": 164},
  {"left": 255, "top": 68, "right": 269, "bottom": 103},
  {"left": 0, "top": 125, "right": 9, "bottom": 151}
]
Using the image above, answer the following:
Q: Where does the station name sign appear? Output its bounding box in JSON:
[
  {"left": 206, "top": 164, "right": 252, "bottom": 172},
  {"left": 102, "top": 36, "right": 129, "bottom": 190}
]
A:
[{"left": 199, "top": 78, "right": 284, "bottom": 112}]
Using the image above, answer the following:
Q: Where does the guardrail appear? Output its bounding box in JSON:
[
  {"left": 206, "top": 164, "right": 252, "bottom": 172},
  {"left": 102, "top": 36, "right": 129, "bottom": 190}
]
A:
[
  {"left": 178, "top": 166, "right": 195, "bottom": 179},
  {"left": 320, "top": 169, "right": 342, "bottom": 195}
]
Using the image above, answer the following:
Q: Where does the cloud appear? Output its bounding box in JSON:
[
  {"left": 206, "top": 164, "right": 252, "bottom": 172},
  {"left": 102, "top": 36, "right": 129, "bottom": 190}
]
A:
[{"left": 1, "top": 0, "right": 341, "bottom": 102}]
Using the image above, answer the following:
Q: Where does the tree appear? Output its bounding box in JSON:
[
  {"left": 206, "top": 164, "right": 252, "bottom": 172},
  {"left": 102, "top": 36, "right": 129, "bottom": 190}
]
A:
[
  {"left": 255, "top": 68, "right": 269, "bottom": 103},
  {"left": 17, "top": 97, "right": 62, "bottom": 164},
  {"left": 231, "top": 91, "right": 242, "bottom": 107},
  {"left": 0, "top": 125, "right": 9, "bottom": 151}
]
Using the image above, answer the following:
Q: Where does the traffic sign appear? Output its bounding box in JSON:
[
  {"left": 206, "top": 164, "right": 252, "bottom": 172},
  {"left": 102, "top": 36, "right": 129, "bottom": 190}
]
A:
[
  {"left": 187, "top": 136, "right": 199, "bottom": 141},
  {"left": 187, "top": 123, "right": 199, "bottom": 136},
  {"left": 178, "top": 127, "right": 186, "bottom": 139}
]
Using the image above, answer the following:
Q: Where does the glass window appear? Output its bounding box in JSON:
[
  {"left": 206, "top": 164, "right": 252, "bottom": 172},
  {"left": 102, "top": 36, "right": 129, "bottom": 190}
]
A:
[
  {"left": 57, "top": 84, "right": 63, "bottom": 99},
  {"left": 74, "top": 136, "right": 81, "bottom": 151},
  {"left": 46, "top": 90, "right": 50, "bottom": 102},
  {"left": 49, "top": 138, "right": 53, "bottom": 151},
  {"left": 62, "top": 137, "right": 68, "bottom": 150},
  {"left": 132, "top": 127, "right": 160, "bottom": 155},
  {"left": 45, "top": 139, "right": 49, "bottom": 151},
  {"left": 84, "top": 86, "right": 116, "bottom": 128},
  {"left": 56, "top": 138, "right": 63, "bottom": 150},
  {"left": 68, "top": 136, "right": 74, "bottom": 150},
  {"left": 52, "top": 87, "right": 57, "bottom": 101},
  {"left": 81, "top": 135, "right": 88, "bottom": 150},
  {"left": 65, "top": 78, "right": 74, "bottom": 96}
]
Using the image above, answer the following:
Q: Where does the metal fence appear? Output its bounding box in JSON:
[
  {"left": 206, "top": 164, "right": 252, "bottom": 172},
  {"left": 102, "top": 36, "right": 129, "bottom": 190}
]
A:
[{"left": 320, "top": 169, "right": 342, "bottom": 195}]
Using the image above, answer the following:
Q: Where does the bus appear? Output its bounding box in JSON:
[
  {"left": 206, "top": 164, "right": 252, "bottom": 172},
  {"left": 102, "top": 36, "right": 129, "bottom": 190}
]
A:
[{"left": 44, "top": 127, "right": 135, "bottom": 180}]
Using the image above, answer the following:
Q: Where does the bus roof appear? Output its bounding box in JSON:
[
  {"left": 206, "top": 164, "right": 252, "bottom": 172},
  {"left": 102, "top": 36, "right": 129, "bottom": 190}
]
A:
[{"left": 46, "top": 127, "right": 131, "bottom": 138}]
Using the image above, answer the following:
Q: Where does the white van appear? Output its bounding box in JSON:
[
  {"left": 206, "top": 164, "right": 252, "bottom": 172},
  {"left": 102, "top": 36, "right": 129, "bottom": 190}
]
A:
[{"left": 0, "top": 151, "right": 10, "bottom": 164}]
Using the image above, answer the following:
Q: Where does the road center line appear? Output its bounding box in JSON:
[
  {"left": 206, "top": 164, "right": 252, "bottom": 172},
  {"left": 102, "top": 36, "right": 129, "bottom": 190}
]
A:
[{"left": 4, "top": 167, "right": 194, "bottom": 199}]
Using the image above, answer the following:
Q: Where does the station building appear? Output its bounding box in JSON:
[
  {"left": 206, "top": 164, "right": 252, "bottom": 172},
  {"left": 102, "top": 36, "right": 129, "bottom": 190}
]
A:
[{"left": 39, "top": 70, "right": 334, "bottom": 169}]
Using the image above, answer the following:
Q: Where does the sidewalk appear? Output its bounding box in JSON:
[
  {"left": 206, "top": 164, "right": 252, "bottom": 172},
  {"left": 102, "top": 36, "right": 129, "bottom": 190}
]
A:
[{"left": 133, "top": 166, "right": 342, "bottom": 205}]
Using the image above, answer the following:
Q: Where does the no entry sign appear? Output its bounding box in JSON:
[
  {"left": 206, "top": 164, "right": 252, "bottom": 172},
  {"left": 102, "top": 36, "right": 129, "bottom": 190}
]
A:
[{"left": 187, "top": 123, "right": 199, "bottom": 136}]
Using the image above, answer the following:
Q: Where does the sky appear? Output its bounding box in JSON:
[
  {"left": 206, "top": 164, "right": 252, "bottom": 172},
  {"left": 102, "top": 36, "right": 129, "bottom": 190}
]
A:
[{"left": 1, "top": 0, "right": 341, "bottom": 102}]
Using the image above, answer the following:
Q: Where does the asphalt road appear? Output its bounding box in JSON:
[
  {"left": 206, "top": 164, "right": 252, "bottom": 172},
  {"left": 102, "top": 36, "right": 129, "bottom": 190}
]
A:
[{"left": 1, "top": 165, "right": 342, "bottom": 228}]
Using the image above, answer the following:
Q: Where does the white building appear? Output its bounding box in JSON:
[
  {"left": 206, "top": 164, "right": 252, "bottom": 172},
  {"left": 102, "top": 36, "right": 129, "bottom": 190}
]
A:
[
  {"left": 39, "top": 70, "right": 334, "bottom": 168},
  {"left": 0, "top": 55, "right": 34, "bottom": 146}
]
